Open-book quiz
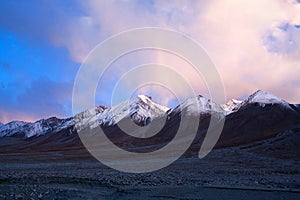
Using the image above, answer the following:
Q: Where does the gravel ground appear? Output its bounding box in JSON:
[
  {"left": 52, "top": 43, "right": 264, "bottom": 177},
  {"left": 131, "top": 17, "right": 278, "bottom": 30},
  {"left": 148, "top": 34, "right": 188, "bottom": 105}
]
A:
[{"left": 0, "top": 147, "right": 299, "bottom": 199}]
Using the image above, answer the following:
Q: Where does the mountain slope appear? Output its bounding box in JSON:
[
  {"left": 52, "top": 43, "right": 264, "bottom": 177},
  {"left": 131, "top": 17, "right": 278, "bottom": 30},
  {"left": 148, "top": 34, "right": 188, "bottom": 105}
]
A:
[
  {"left": 0, "top": 121, "right": 28, "bottom": 137},
  {"left": 215, "top": 90, "right": 300, "bottom": 148},
  {"left": 0, "top": 95, "right": 170, "bottom": 137},
  {"left": 0, "top": 90, "right": 299, "bottom": 158},
  {"left": 76, "top": 95, "right": 170, "bottom": 130},
  {"left": 0, "top": 118, "right": 74, "bottom": 138},
  {"left": 239, "top": 90, "right": 291, "bottom": 109},
  {"left": 240, "top": 124, "right": 300, "bottom": 160},
  {"left": 99, "top": 95, "right": 169, "bottom": 126},
  {"left": 171, "top": 95, "right": 224, "bottom": 116}
]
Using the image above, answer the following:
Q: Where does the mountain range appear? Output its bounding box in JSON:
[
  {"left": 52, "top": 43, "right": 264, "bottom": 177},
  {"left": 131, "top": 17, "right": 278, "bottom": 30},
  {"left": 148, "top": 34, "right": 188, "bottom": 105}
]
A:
[{"left": 0, "top": 90, "right": 299, "bottom": 158}]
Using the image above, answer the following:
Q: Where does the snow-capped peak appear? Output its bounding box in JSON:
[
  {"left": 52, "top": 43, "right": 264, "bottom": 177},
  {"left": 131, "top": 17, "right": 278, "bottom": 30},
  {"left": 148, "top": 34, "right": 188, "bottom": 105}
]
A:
[
  {"left": 137, "top": 94, "right": 151, "bottom": 104},
  {"left": 1, "top": 91, "right": 297, "bottom": 137},
  {"left": 173, "top": 95, "right": 223, "bottom": 116},
  {"left": 23, "top": 117, "right": 74, "bottom": 138},
  {"left": 74, "top": 95, "right": 170, "bottom": 130},
  {"left": 0, "top": 121, "right": 28, "bottom": 137},
  {"left": 99, "top": 95, "right": 170, "bottom": 126},
  {"left": 0, "top": 117, "right": 74, "bottom": 138},
  {"left": 136, "top": 95, "right": 170, "bottom": 112},
  {"left": 220, "top": 91, "right": 290, "bottom": 115},
  {"left": 238, "top": 90, "right": 292, "bottom": 110},
  {"left": 246, "top": 90, "right": 287, "bottom": 104},
  {"left": 221, "top": 99, "right": 242, "bottom": 114}
]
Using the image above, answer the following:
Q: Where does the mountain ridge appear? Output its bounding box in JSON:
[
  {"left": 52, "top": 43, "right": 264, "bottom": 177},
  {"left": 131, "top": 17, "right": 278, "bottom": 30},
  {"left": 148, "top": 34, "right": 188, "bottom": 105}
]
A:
[{"left": 0, "top": 90, "right": 298, "bottom": 139}]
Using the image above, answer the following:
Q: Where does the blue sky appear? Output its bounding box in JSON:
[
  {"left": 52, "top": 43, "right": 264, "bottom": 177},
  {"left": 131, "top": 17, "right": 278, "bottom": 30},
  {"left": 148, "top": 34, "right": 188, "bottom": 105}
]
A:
[
  {"left": 0, "top": 0, "right": 81, "bottom": 122},
  {"left": 0, "top": 0, "right": 300, "bottom": 123}
]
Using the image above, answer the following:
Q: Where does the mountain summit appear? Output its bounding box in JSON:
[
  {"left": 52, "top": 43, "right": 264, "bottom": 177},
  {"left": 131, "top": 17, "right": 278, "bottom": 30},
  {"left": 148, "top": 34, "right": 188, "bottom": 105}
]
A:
[
  {"left": 245, "top": 90, "right": 289, "bottom": 105},
  {"left": 0, "top": 91, "right": 299, "bottom": 139},
  {"left": 74, "top": 95, "right": 170, "bottom": 131},
  {"left": 172, "top": 95, "right": 223, "bottom": 116}
]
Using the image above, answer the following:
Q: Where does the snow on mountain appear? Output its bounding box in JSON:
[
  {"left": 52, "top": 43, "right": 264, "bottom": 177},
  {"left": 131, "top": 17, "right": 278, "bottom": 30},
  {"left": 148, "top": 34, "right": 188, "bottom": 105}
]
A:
[
  {"left": 0, "top": 121, "right": 28, "bottom": 137},
  {"left": 0, "top": 122, "right": 3, "bottom": 127},
  {"left": 74, "top": 106, "right": 107, "bottom": 130},
  {"left": 137, "top": 95, "right": 170, "bottom": 112},
  {"left": 172, "top": 95, "right": 224, "bottom": 116},
  {"left": 220, "top": 90, "right": 292, "bottom": 115},
  {"left": 240, "top": 90, "right": 291, "bottom": 109},
  {"left": 74, "top": 95, "right": 170, "bottom": 130},
  {"left": 23, "top": 117, "right": 74, "bottom": 138},
  {"left": 130, "top": 95, "right": 170, "bottom": 125},
  {"left": 221, "top": 99, "right": 242, "bottom": 114},
  {"left": 247, "top": 90, "right": 286, "bottom": 104},
  {"left": 98, "top": 95, "right": 169, "bottom": 126},
  {"left": 1, "top": 91, "right": 298, "bottom": 137},
  {"left": 0, "top": 117, "right": 74, "bottom": 138},
  {"left": 75, "top": 106, "right": 107, "bottom": 121}
]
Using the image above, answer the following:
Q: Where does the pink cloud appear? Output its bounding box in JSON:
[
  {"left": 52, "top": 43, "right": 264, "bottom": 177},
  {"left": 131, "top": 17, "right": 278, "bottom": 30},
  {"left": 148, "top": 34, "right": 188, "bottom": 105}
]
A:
[{"left": 56, "top": 0, "right": 300, "bottom": 104}]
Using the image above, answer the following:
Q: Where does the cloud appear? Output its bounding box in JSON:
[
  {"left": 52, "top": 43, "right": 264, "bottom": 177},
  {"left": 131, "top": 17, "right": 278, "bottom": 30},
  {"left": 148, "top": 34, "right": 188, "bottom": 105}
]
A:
[
  {"left": 189, "top": 0, "right": 300, "bottom": 102},
  {"left": 0, "top": 77, "right": 73, "bottom": 123},
  {"left": 0, "top": 0, "right": 87, "bottom": 62},
  {"left": 1, "top": 0, "right": 300, "bottom": 123},
  {"left": 66, "top": 0, "right": 300, "bottom": 104}
]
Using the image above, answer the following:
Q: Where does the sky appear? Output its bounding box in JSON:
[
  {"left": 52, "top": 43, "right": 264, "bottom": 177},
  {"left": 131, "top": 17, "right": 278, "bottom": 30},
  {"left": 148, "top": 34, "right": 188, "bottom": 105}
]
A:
[{"left": 0, "top": 0, "right": 300, "bottom": 123}]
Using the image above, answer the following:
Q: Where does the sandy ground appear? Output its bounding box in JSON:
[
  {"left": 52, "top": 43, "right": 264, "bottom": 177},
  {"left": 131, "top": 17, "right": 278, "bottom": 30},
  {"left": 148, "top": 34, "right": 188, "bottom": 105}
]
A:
[{"left": 0, "top": 146, "right": 299, "bottom": 199}]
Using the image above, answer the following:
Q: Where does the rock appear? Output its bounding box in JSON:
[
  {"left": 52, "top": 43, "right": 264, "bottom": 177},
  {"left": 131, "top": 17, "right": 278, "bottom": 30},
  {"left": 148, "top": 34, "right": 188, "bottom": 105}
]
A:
[
  {"left": 15, "top": 194, "right": 23, "bottom": 200},
  {"left": 38, "top": 193, "right": 43, "bottom": 199}
]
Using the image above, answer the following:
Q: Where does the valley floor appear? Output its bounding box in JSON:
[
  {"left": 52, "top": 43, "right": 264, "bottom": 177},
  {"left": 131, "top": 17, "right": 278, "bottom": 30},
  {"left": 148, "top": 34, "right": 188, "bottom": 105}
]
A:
[{"left": 0, "top": 147, "right": 299, "bottom": 199}]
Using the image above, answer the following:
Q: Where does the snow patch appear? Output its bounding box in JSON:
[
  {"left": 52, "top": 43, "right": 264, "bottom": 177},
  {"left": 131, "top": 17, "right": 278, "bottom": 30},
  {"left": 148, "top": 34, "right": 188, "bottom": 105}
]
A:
[
  {"left": 0, "top": 118, "right": 75, "bottom": 138},
  {"left": 74, "top": 106, "right": 106, "bottom": 130},
  {"left": 247, "top": 90, "right": 285, "bottom": 104},
  {"left": 173, "top": 95, "right": 223, "bottom": 116},
  {"left": 221, "top": 99, "right": 242, "bottom": 114},
  {"left": 75, "top": 95, "right": 170, "bottom": 130},
  {"left": 241, "top": 90, "right": 291, "bottom": 108},
  {"left": 0, "top": 121, "right": 28, "bottom": 137},
  {"left": 1, "top": 91, "right": 296, "bottom": 137}
]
